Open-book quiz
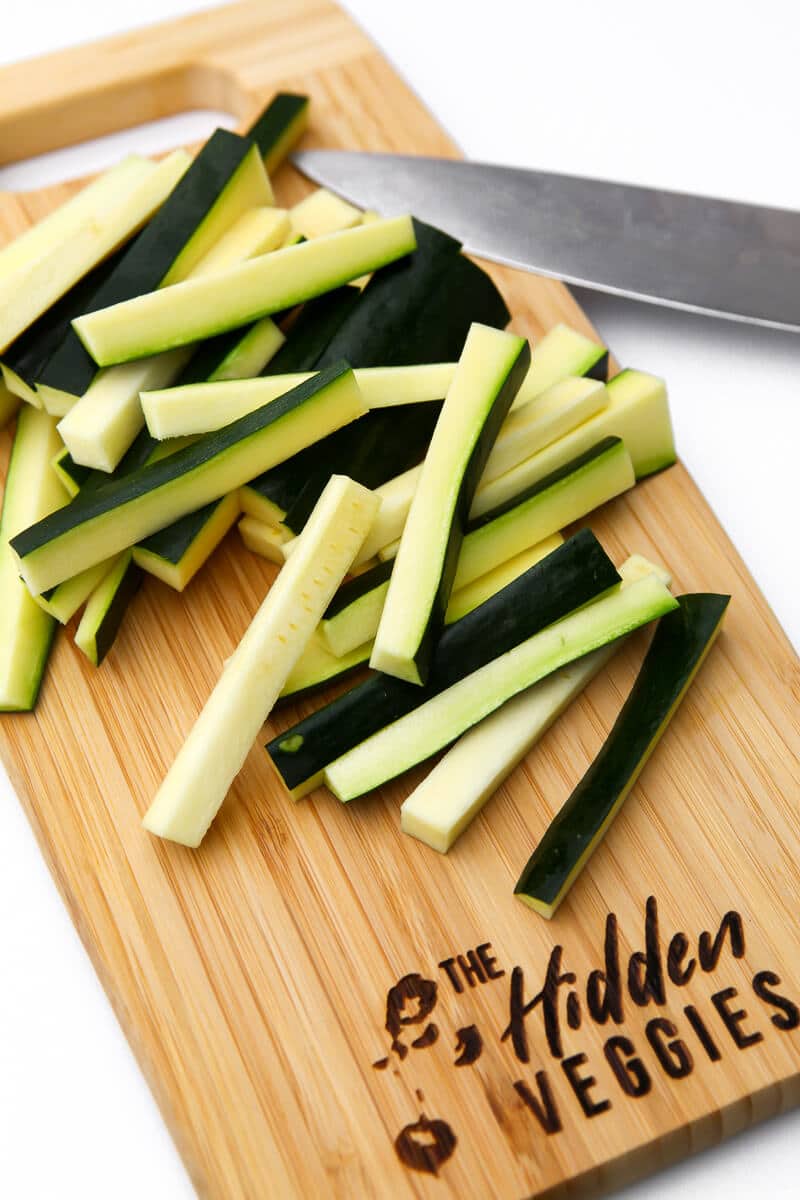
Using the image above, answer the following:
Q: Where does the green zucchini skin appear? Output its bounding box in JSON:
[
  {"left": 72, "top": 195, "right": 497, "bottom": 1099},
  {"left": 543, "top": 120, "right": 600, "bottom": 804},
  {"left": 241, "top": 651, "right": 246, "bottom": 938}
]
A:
[
  {"left": 585, "top": 351, "right": 610, "bottom": 382},
  {"left": 1, "top": 245, "right": 128, "bottom": 393},
  {"left": 514, "top": 592, "right": 730, "bottom": 918},
  {"left": 321, "top": 437, "right": 626, "bottom": 650},
  {"left": 281, "top": 402, "right": 441, "bottom": 535},
  {"left": 77, "top": 554, "right": 143, "bottom": 666},
  {"left": 134, "top": 496, "right": 230, "bottom": 572},
  {"left": 267, "top": 529, "right": 619, "bottom": 793},
  {"left": 239, "top": 288, "right": 363, "bottom": 522},
  {"left": 471, "top": 435, "right": 623, "bottom": 529},
  {"left": 37, "top": 129, "right": 258, "bottom": 401},
  {"left": 253, "top": 221, "right": 511, "bottom": 533},
  {"left": 373, "top": 329, "right": 530, "bottom": 685},
  {"left": 52, "top": 447, "right": 92, "bottom": 496},
  {"left": 246, "top": 93, "right": 310, "bottom": 173},
  {"left": 324, "top": 558, "right": 394, "bottom": 620},
  {"left": 264, "top": 287, "right": 362, "bottom": 375}
]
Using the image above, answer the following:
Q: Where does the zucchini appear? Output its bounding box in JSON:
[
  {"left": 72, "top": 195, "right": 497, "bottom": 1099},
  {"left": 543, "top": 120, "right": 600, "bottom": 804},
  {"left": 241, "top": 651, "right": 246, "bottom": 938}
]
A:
[
  {"left": 239, "top": 222, "right": 507, "bottom": 529},
  {"left": 443, "top": 534, "right": 562, "bottom": 624},
  {"left": 0, "top": 408, "right": 66, "bottom": 710},
  {"left": 324, "top": 438, "right": 632, "bottom": 659},
  {"left": 285, "top": 534, "right": 564, "bottom": 699},
  {"left": 36, "top": 130, "right": 273, "bottom": 410},
  {"left": 267, "top": 529, "right": 620, "bottom": 798},
  {"left": 371, "top": 324, "right": 530, "bottom": 684},
  {"left": 2, "top": 245, "right": 129, "bottom": 408},
  {"left": 35, "top": 558, "right": 114, "bottom": 624},
  {"left": 0, "top": 155, "right": 150, "bottom": 284},
  {"left": 238, "top": 515, "right": 289, "bottom": 564},
  {"left": 187, "top": 206, "right": 288, "bottom": 278},
  {"left": 142, "top": 475, "right": 379, "bottom": 847},
  {"left": 512, "top": 323, "right": 609, "bottom": 411},
  {"left": 133, "top": 492, "right": 240, "bottom": 591},
  {"left": 325, "top": 573, "right": 678, "bottom": 803},
  {"left": 279, "top": 402, "right": 441, "bottom": 538},
  {"left": 172, "top": 318, "right": 285, "bottom": 391},
  {"left": 58, "top": 205, "right": 288, "bottom": 473},
  {"left": 290, "top": 189, "right": 363, "bottom": 238},
  {"left": 237, "top": 288, "right": 363, "bottom": 526},
  {"left": 483, "top": 376, "right": 608, "bottom": 481},
  {"left": 74, "top": 551, "right": 142, "bottom": 666},
  {"left": 400, "top": 556, "right": 670, "bottom": 853},
  {"left": 514, "top": 592, "right": 729, "bottom": 917},
  {"left": 0, "top": 153, "right": 189, "bottom": 356},
  {"left": 58, "top": 349, "right": 193, "bottom": 473},
  {"left": 348, "top": 376, "right": 610, "bottom": 569},
  {"left": 141, "top": 363, "right": 458, "bottom": 439},
  {"left": 51, "top": 447, "right": 89, "bottom": 497},
  {"left": 204, "top": 318, "right": 285, "bottom": 383},
  {"left": 247, "top": 92, "right": 310, "bottom": 175},
  {"left": 475, "top": 369, "right": 675, "bottom": 518},
  {"left": 11, "top": 362, "right": 367, "bottom": 594},
  {"left": 74, "top": 217, "right": 417, "bottom": 365},
  {"left": 280, "top": 631, "right": 373, "bottom": 702},
  {"left": 263, "top": 287, "right": 362, "bottom": 374}
]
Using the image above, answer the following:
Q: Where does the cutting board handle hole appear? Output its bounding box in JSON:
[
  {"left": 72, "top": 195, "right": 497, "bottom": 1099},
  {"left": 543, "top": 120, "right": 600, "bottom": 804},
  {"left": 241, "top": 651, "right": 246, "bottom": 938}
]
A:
[{"left": 0, "top": 62, "right": 256, "bottom": 192}]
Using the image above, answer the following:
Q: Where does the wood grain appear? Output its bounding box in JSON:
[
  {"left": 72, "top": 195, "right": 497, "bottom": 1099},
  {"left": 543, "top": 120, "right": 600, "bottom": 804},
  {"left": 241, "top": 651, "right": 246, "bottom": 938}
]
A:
[{"left": 1, "top": 3, "right": 799, "bottom": 1197}]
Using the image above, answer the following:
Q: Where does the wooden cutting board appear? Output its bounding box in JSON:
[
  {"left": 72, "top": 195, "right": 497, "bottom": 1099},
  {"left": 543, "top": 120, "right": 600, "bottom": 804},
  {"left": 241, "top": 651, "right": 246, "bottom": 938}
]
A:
[{"left": 1, "top": 3, "right": 799, "bottom": 1196}]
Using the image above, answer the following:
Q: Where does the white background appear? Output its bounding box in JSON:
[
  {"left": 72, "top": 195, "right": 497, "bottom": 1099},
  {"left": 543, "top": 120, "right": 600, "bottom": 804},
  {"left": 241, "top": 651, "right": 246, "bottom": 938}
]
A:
[{"left": 1, "top": 1, "right": 798, "bottom": 1196}]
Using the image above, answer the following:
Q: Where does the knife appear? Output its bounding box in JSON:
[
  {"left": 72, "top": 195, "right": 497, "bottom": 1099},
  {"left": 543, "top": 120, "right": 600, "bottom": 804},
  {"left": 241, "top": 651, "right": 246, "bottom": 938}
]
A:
[{"left": 293, "top": 151, "right": 800, "bottom": 333}]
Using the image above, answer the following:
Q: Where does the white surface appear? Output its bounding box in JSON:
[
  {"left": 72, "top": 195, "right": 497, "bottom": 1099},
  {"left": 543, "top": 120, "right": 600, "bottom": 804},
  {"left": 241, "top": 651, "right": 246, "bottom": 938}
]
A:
[{"left": 0, "top": 1, "right": 798, "bottom": 1196}]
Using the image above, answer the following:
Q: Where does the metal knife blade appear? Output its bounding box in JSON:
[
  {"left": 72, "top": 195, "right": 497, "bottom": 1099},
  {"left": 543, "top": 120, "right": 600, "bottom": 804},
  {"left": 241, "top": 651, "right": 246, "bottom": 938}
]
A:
[{"left": 293, "top": 151, "right": 800, "bottom": 333}]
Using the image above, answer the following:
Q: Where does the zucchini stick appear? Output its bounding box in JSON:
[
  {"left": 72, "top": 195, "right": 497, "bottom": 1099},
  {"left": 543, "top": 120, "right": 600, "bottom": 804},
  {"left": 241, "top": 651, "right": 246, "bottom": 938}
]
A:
[{"left": 143, "top": 475, "right": 379, "bottom": 847}]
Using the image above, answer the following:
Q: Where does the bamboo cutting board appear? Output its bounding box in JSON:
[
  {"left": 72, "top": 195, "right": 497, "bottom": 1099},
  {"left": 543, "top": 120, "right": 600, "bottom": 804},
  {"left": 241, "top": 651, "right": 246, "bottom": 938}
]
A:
[{"left": 1, "top": 3, "right": 799, "bottom": 1196}]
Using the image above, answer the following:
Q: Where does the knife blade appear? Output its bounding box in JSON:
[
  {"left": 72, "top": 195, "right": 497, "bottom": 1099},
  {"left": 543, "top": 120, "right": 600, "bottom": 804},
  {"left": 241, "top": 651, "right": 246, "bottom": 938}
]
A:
[{"left": 293, "top": 151, "right": 800, "bottom": 333}]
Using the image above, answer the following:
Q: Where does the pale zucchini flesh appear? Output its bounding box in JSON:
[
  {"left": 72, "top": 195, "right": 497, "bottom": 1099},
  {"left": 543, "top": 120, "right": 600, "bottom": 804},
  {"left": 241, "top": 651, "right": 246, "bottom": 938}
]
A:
[
  {"left": 35, "top": 134, "right": 273, "bottom": 412},
  {"left": 238, "top": 515, "right": 290, "bottom": 564},
  {"left": 143, "top": 475, "right": 379, "bottom": 847},
  {"left": 0, "top": 155, "right": 154, "bottom": 287},
  {"left": 511, "top": 324, "right": 608, "bottom": 411},
  {"left": 289, "top": 189, "right": 363, "bottom": 239},
  {"left": 58, "top": 202, "right": 288, "bottom": 473},
  {"left": 0, "top": 151, "right": 190, "bottom": 354},
  {"left": 74, "top": 551, "right": 141, "bottom": 666},
  {"left": 0, "top": 408, "right": 66, "bottom": 709},
  {"left": 58, "top": 349, "right": 193, "bottom": 473},
  {"left": 34, "top": 558, "right": 114, "bottom": 624},
  {"left": 400, "top": 555, "right": 669, "bottom": 853},
  {"left": 132, "top": 492, "right": 240, "bottom": 591},
  {"left": 474, "top": 369, "right": 675, "bottom": 518},
  {"left": 187, "top": 206, "right": 289, "bottom": 279},
  {"left": 325, "top": 574, "right": 678, "bottom": 802},
  {"left": 208, "top": 318, "right": 285, "bottom": 383},
  {"left": 142, "top": 362, "right": 458, "bottom": 440},
  {"left": 346, "top": 374, "right": 611, "bottom": 570},
  {"left": 74, "top": 216, "right": 417, "bottom": 366},
  {"left": 371, "top": 324, "right": 530, "bottom": 684},
  {"left": 483, "top": 376, "right": 607, "bottom": 481},
  {"left": 12, "top": 363, "right": 368, "bottom": 595}
]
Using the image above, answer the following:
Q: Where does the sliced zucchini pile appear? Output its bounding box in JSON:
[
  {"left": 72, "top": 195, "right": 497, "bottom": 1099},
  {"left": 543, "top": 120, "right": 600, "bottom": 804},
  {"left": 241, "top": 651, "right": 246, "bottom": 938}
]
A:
[{"left": 1, "top": 87, "right": 722, "bottom": 886}]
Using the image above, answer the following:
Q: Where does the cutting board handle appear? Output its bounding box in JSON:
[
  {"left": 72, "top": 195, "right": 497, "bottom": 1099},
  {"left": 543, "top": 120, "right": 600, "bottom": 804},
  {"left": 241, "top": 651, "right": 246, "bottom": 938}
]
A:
[{"left": 0, "top": 2, "right": 276, "bottom": 170}]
